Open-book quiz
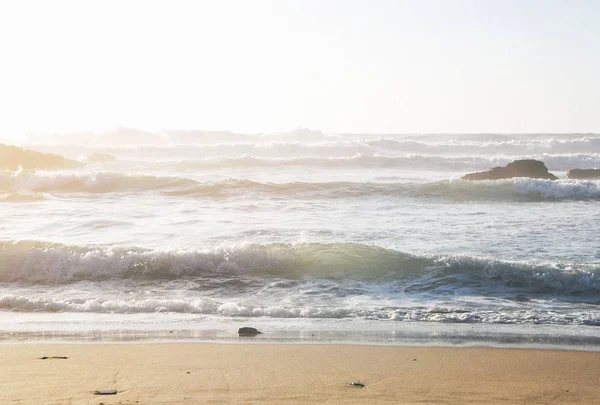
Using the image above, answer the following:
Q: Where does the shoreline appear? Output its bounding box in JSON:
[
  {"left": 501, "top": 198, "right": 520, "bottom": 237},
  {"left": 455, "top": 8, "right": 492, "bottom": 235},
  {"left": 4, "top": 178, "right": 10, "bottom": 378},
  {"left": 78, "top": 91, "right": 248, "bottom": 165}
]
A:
[
  {"left": 2, "top": 321, "right": 600, "bottom": 352},
  {"left": 3, "top": 340, "right": 600, "bottom": 357},
  {"left": 2, "top": 343, "right": 599, "bottom": 404},
  {"left": 2, "top": 335, "right": 600, "bottom": 354}
]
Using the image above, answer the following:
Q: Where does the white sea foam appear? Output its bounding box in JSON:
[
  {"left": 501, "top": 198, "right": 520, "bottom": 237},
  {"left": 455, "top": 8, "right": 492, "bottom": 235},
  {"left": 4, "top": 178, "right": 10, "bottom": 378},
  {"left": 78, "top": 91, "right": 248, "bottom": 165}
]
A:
[
  {"left": 0, "top": 192, "right": 50, "bottom": 202},
  {"left": 170, "top": 153, "right": 600, "bottom": 172},
  {"left": 511, "top": 178, "right": 600, "bottom": 199},
  {"left": 1, "top": 292, "right": 598, "bottom": 326},
  {"left": 24, "top": 134, "right": 600, "bottom": 161},
  {"left": 1, "top": 241, "right": 598, "bottom": 297},
  {"left": 170, "top": 154, "right": 515, "bottom": 171},
  {"left": 440, "top": 178, "right": 600, "bottom": 200},
  {"left": 0, "top": 171, "right": 196, "bottom": 193},
  {"left": 1, "top": 170, "right": 599, "bottom": 201},
  {"left": 367, "top": 136, "right": 600, "bottom": 155}
]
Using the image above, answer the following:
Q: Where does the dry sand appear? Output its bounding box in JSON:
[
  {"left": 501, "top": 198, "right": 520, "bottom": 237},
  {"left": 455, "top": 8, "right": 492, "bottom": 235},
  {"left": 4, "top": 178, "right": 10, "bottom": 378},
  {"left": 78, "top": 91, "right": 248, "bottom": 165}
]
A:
[{"left": 1, "top": 343, "right": 599, "bottom": 404}]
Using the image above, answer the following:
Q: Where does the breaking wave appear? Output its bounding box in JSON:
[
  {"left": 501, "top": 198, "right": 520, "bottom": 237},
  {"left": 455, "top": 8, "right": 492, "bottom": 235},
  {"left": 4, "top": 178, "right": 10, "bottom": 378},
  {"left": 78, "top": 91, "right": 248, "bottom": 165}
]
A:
[
  {"left": 0, "top": 171, "right": 196, "bottom": 194},
  {"left": 1, "top": 241, "right": 598, "bottom": 296},
  {"left": 24, "top": 134, "right": 600, "bottom": 160},
  {"left": 0, "top": 192, "right": 50, "bottom": 203},
  {"left": 168, "top": 153, "right": 600, "bottom": 172},
  {"left": 167, "top": 178, "right": 600, "bottom": 201},
  {"left": 366, "top": 135, "right": 600, "bottom": 155},
  {"left": 129, "top": 135, "right": 599, "bottom": 157},
  {"left": 426, "top": 178, "right": 600, "bottom": 201},
  {"left": 1, "top": 171, "right": 599, "bottom": 201},
  {"left": 171, "top": 155, "right": 512, "bottom": 171}
]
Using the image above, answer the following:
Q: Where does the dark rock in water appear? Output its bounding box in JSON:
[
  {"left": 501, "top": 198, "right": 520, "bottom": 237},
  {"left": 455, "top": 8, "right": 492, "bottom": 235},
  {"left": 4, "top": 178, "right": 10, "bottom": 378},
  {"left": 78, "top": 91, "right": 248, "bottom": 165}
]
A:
[
  {"left": 462, "top": 159, "right": 557, "bottom": 181},
  {"left": 238, "top": 327, "right": 262, "bottom": 337},
  {"left": 566, "top": 169, "right": 600, "bottom": 179}
]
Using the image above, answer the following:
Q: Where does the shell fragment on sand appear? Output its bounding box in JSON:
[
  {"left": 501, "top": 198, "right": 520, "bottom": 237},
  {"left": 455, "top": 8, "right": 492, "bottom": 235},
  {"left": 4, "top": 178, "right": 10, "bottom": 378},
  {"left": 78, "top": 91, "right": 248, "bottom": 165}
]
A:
[{"left": 94, "top": 390, "right": 118, "bottom": 395}]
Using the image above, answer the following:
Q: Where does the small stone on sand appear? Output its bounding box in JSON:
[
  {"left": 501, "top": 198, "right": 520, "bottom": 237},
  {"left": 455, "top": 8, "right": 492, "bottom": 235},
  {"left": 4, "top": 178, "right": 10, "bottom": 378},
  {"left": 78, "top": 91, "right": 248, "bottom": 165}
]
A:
[{"left": 238, "top": 327, "right": 262, "bottom": 337}]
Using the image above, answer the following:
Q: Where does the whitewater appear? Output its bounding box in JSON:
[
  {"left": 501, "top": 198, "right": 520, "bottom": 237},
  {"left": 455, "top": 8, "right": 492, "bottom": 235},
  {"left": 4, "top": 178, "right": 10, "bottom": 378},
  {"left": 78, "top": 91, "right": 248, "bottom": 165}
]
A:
[{"left": 1, "top": 131, "right": 599, "bottom": 347}]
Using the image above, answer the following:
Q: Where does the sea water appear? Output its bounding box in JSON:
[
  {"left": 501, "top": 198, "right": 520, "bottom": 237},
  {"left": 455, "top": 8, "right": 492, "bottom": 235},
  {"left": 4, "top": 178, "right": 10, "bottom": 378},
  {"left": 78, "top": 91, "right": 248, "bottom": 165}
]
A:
[{"left": 1, "top": 131, "right": 599, "bottom": 347}]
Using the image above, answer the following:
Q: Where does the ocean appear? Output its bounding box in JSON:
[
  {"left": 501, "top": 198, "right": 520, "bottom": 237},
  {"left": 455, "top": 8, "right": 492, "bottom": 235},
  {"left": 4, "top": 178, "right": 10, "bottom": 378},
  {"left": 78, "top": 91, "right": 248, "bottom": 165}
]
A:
[{"left": 1, "top": 131, "right": 599, "bottom": 348}]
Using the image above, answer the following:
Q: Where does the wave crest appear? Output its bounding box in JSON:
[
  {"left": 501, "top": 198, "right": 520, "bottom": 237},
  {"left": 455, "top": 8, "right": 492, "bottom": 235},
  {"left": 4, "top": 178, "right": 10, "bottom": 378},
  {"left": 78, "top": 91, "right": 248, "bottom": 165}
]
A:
[
  {"left": 170, "top": 178, "right": 600, "bottom": 201},
  {"left": 170, "top": 153, "right": 600, "bottom": 171},
  {"left": 27, "top": 134, "right": 600, "bottom": 158},
  {"left": 0, "top": 192, "right": 49, "bottom": 202},
  {"left": 2, "top": 171, "right": 599, "bottom": 201},
  {"left": 0, "top": 171, "right": 196, "bottom": 194},
  {"left": 367, "top": 136, "right": 600, "bottom": 155},
  {"left": 1, "top": 241, "right": 598, "bottom": 296}
]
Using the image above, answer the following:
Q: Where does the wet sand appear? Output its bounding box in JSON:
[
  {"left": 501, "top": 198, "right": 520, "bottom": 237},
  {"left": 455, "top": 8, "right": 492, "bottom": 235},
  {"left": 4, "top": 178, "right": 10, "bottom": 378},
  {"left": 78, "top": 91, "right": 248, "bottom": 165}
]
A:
[{"left": 1, "top": 343, "right": 599, "bottom": 404}]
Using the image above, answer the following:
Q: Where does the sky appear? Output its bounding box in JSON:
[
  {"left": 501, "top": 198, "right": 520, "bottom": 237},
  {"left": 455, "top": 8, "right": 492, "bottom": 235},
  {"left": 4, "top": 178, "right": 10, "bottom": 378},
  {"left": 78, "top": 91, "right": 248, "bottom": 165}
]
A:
[{"left": 0, "top": 0, "right": 599, "bottom": 140}]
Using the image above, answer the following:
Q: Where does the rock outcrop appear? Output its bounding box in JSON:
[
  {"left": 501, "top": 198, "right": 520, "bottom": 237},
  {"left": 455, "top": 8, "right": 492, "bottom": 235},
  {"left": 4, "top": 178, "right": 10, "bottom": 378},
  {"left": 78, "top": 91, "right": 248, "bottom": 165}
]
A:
[
  {"left": 462, "top": 159, "right": 558, "bottom": 181},
  {"left": 566, "top": 169, "right": 600, "bottom": 179},
  {"left": 0, "top": 144, "right": 80, "bottom": 170}
]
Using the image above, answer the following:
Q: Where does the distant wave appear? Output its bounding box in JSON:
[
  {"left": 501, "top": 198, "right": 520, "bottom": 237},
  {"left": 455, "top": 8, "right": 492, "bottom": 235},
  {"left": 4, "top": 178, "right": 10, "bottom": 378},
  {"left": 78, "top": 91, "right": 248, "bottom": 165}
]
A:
[
  {"left": 121, "top": 136, "right": 600, "bottom": 158},
  {"left": 167, "top": 178, "right": 600, "bottom": 201},
  {"left": 171, "top": 155, "right": 513, "bottom": 171},
  {"left": 366, "top": 136, "right": 600, "bottom": 155},
  {"left": 0, "top": 192, "right": 49, "bottom": 203},
  {"left": 426, "top": 178, "right": 600, "bottom": 201},
  {"left": 27, "top": 141, "right": 377, "bottom": 160},
  {"left": 2, "top": 171, "right": 599, "bottom": 201},
  {"left": 169, "top": 153, "right": 600, "bottom": 171},
  {"left": 542, "top": 154, "right": 600, "bottom": 170},
  {"left": 24, "top": 135, "right": 600, "bottom": 160},
  {"left": 0, "top": 171, "right": 196, "bottom": 194},
  {"left": 1, "top": 241, "right": 598, "bottom": 296}
]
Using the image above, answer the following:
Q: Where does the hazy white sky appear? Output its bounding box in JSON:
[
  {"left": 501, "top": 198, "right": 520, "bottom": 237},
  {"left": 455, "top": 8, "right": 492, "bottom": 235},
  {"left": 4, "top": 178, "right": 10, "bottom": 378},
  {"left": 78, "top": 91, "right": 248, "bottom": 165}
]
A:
[{"left": 0, "top": 0, "right": 599, "bottom": 138}]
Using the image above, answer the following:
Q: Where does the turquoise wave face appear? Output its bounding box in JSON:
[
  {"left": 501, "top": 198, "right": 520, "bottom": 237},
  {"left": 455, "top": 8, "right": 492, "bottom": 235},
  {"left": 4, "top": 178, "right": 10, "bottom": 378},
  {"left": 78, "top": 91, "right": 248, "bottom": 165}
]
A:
[{"left": 1, "top": 241, "right": 598, "bottom": 298}]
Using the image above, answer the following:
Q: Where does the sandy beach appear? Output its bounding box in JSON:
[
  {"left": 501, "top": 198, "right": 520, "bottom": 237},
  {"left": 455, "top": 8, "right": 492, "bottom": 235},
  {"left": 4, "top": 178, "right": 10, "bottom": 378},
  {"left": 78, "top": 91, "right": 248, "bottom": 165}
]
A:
[{"left": 0, "top": 343, "right": 598, "bottom": 404}]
